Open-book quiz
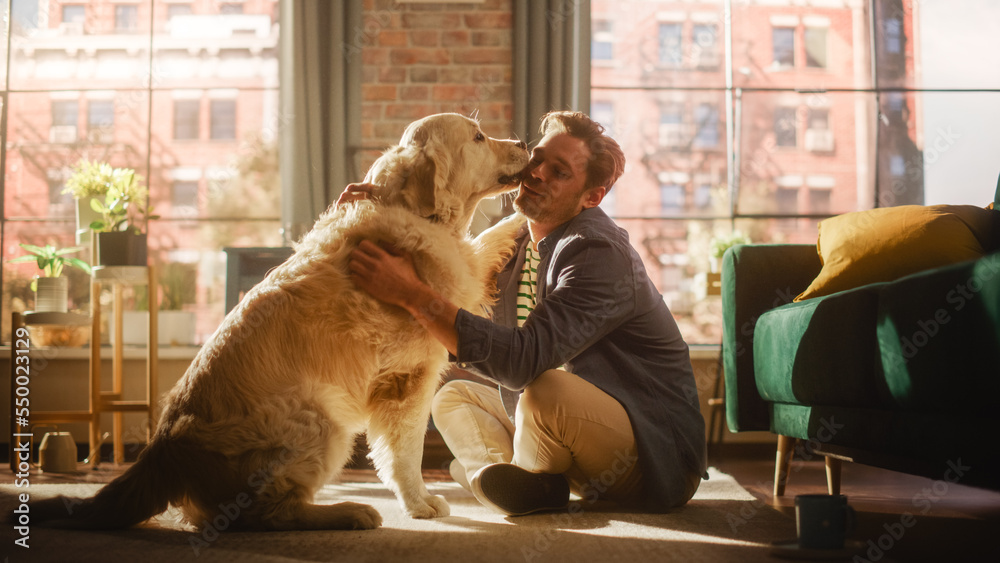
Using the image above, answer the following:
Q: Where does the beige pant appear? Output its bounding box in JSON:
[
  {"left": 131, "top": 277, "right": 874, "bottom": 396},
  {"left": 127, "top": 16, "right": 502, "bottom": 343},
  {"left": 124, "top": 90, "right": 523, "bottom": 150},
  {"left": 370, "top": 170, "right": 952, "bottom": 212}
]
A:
[{"left": 430, "top": 369, "right": 644, "bottom": 505}]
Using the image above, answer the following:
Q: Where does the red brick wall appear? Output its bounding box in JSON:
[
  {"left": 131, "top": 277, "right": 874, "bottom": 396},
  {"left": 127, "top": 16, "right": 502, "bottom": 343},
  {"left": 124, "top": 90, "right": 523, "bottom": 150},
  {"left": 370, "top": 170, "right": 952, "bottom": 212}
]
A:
[{"left": 360, "top": 0, "right": 515, "bottom": 154}]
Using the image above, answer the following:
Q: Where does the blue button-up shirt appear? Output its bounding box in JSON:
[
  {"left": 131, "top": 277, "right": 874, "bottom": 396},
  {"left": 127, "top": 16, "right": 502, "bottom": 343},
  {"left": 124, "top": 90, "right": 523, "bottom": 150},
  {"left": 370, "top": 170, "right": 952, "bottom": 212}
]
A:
[{"left": 454, "top": 207, "right": 708, "bottom": 510}]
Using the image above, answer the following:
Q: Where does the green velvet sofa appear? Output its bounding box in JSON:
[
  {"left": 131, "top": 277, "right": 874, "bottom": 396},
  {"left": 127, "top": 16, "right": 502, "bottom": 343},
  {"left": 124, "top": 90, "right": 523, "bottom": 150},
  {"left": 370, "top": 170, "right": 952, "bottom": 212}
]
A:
[{"left": 722, "top": 184, "right": 1000, "bottom": 497}]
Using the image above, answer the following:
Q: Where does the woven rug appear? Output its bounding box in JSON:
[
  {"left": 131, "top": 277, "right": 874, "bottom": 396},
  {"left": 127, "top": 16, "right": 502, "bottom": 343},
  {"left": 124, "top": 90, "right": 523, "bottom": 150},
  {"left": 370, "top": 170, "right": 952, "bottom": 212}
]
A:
[{"left": 0, "top": 467, "right": 794, "bottom": 562}]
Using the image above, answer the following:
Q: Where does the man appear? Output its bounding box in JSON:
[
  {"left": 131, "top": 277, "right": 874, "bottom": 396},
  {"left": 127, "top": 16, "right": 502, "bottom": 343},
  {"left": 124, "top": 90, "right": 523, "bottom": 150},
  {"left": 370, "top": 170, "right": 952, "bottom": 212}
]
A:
[{"left": 348, "top": 111, "right": 707, "bottom": 516}]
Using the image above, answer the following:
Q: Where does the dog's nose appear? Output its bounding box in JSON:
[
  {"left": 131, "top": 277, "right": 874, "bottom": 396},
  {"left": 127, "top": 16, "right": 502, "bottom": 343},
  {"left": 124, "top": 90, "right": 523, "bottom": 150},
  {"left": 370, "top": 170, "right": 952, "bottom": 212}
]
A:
[{"left": 515, "top": 140, "right": 527, "bottom": 150}]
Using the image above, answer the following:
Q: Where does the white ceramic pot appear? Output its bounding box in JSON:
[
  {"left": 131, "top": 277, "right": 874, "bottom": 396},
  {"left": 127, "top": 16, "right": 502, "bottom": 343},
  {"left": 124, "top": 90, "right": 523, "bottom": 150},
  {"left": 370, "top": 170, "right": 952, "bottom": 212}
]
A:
[
  {"left": 35, "top": 276, "right": 69, "bottom": 313},
  {"left": 110, "top": 310, "right": 197, "bottom": 346},
  {"left": 39, "top": 432, "right": 78, "bottom": 473}
]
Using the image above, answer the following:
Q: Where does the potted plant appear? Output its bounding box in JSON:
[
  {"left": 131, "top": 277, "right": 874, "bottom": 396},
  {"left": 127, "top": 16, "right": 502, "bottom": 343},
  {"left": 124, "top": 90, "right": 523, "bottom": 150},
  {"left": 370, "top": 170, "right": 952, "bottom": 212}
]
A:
[
  {"left": 158, "top": 262, "right": 198, "bottom": 346},
  {"left": 7, "top": 243, "right": 92, "bottom": 313},
  {"left": 62, "top": 160, "right": 134, "bottom": 245},
  {"left": 7, "top": 243, "right": 92, "bottom": 347},
  {"left": 86, "top": 167, "right": 157, "bottom": 267},
  {"left": 709, "top": 230, "right": 752, "bottom": 273}
]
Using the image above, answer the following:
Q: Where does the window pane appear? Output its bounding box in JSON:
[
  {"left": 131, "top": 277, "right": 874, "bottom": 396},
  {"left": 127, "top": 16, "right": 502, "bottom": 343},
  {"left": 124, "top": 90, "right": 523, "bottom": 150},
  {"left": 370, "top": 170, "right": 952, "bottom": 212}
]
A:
[
  {"left": 4, "top": 91, "right": 150, "bottom": 221},
  {"left": 152, "top": 6, "right": 279, "bottom": 89},
  {"left": 591, "top": 4, "right": 725, "bottom": 89},
  {"left": 210, "top": 99, "right": 237, "bottom": 140},
  {"left": 805, "top": 26, "right": 828, "bottom": 68},
  {"left": 152, "top": 90, "right": 279, "bottom": 221},
  {"left": 876, "top": 0, "right": 1000, "bottom": 89},
  {"left": 733, "top": 4, "right": 871, "bottom": 89},
  {"left": 772, "top": 27, "right": 795, "bottom": 68},
  {"left": 173, "top": 99, "right": 200, "bottom": 140},
  {"left": 9, "top": 1, "right": 153, "bottom": 90},
  {"left": 738, "top": 91, "right": 877, "bottom": 219},
  {"left": 879, "top": 91, "right": 1000, "bottom": 207}
]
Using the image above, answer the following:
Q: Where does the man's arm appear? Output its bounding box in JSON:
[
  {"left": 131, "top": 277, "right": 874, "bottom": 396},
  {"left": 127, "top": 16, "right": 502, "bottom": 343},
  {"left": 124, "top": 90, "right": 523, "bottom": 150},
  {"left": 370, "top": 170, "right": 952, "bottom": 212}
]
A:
[{"left": 348, "top": 240, "right": 460, "bottom": 355}]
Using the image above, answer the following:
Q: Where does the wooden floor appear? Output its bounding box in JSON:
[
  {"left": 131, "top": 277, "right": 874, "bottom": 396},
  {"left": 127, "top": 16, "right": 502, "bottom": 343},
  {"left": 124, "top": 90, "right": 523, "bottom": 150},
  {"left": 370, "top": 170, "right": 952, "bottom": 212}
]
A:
[
  {"left": 16, "top": 440, "right": 1000, "bottom": 562},
  {"left": 714, "top": 445, "right": 1000, "bottom": 562}
]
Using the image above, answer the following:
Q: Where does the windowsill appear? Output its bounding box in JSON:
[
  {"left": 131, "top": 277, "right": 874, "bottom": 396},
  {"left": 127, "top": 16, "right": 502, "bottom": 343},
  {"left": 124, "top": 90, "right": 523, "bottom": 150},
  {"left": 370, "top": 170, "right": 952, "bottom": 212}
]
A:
[
  {"left": 688, "top": 343, "right": 721, "bottom": 361},
  {"left": 0, "top": 344, "right": 202, "bottom": 361}
]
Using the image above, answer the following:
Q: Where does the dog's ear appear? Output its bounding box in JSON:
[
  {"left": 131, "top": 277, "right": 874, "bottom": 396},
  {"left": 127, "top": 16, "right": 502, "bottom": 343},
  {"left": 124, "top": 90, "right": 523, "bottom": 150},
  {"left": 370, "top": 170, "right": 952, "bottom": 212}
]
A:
[
  {"left": 401, "top": 148, "right": 438, "bottom": 218},
  {"left": 401, "top": 125, "right": 453, "bottom": 221}
]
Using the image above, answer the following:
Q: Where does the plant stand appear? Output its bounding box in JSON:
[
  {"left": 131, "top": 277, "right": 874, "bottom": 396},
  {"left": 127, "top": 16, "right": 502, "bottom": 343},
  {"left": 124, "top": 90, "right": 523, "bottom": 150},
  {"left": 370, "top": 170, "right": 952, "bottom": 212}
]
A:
[
  {"left": 8, "top": 311, "right": 91, "bottom": 473},
  {"left": 89, "top": 265, "right": 159, "bottom": 466}
]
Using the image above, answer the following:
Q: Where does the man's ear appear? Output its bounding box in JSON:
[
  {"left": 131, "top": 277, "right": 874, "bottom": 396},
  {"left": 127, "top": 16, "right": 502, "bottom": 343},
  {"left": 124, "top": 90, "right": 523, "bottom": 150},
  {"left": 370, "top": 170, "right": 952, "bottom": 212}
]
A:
[{"left": 581, "top": 186, "right": 607, "bottom": 210}]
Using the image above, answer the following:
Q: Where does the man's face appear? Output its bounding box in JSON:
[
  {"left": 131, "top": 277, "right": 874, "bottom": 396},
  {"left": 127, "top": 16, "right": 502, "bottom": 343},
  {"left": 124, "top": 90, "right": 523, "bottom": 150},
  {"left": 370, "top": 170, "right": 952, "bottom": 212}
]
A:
[{"left": 514, "top": 132, "right": 594, "bottom": 227}]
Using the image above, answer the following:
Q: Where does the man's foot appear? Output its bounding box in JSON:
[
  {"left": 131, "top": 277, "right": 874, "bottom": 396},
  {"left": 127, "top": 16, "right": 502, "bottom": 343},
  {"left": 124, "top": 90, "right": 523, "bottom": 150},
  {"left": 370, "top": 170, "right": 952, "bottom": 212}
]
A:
[{"left": 470, "top": 463, "right": 569, "bottom": 516}]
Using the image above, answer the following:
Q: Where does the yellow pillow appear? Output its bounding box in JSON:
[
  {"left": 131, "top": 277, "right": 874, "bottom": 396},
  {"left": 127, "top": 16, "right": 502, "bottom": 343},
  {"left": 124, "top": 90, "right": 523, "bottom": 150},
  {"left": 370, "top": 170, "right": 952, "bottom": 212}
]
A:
[{"left": 794, "top": 204, "right": 994, "bottom": 301}]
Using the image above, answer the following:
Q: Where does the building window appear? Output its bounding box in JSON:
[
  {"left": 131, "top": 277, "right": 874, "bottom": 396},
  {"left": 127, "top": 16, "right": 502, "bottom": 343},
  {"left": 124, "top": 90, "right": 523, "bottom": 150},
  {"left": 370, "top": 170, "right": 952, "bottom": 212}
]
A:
[
  {"left": 660, "top": 183, "right": 685, "bottom": 212},
  {"left": 172, "top": 181, "right": 200, "bottom": 217},
  {"left": 808, "top": 188, "right": 832, "bottom": 214},
  {"left": 591, "top": 101, "right": 615, "bottom": 137},
  {"left": 210, "top": 99, "right": 237, "bottom": 140},
  {"left": 593, "top": 20, "right": 614, "bottom": 61},
  {"left": 805, "top": 26, "right": 828, "bottom": 68},
  {"left": 776, "top": 187, "right": 799, "bottom": 214},
  {"left": 659, "top": 104, "right": 684, "bottom": 148},
  {"left": 168, "top": 4, "right": 193, "bottom": 20},
  {"left": 174, "top": 99, "right": 200, "bottom": 140},
  {"left": 773, "top": 27, "right": 795, "bottom": 67},
  {"left": 659, "top": 23, "right": 683, "bottom": 67},
  {"left": 889, "top": 154, "right": 906, "bottom": 176},
  {"left": 885, "top": 18, "right": 902, "bottom": 54},
  {"left": 692, "top": 24, "right": 719, "bottom": 69},
  {"left": 694, "top": 183, "right": 712, "bottom": 210},
  {"left": 774, "top": 106, "right": 798, "bottom": 147},
  {"left": 50, "top": 100, "right": 78, "bottom": 143},
  {"left": 87, "top": 100, "right": 115, "bottom": 143},
  {"left": 693, "top": 103, "right": 720, "bottom": 148},
  {"left": 115, "top": 5, "right": 139, "bottom": 32},
  {"left": 61, "top": 5, "right": 86, "bottom": 24}
]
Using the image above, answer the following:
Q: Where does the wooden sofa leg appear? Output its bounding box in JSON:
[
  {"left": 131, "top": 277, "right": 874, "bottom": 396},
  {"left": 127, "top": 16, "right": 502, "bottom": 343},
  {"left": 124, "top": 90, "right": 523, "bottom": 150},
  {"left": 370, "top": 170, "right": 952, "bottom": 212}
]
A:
[
  {"left": 774, "top": 435, "right": 795, "bottom": 497},
  {"left": 825, "top": 456, "right": 842, "bottom": 495}
]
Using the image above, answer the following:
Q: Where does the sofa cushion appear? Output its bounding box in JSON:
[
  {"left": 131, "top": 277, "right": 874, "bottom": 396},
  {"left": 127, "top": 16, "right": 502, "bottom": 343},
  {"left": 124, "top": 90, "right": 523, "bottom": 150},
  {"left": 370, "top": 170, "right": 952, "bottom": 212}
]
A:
[
  {"left": 795, "top": 204, "right": 998, "bottom": 302},
  {"left": 876, "top": 251, "right": 1000, "bottom": 414},
  {"left": 753, "top": 283, "right": 896, "bottom": 409}
]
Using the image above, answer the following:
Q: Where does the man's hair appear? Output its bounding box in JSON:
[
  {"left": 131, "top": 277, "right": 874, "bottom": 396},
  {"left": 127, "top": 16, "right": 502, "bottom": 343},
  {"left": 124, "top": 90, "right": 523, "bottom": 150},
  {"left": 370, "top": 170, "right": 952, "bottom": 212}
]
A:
[{"left": 539, "top": 111, "right": 626, "bottom": 193}]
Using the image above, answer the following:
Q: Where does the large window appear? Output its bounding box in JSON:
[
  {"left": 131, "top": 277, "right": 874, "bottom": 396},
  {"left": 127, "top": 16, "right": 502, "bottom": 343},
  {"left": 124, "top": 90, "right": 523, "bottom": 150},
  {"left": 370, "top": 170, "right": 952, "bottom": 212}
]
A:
[
  {"left": 592, "top": 0, "right": 1000, "bottom": 344},
  {"left": 1, "top": 0, "right": 281, "bottom": 343}
]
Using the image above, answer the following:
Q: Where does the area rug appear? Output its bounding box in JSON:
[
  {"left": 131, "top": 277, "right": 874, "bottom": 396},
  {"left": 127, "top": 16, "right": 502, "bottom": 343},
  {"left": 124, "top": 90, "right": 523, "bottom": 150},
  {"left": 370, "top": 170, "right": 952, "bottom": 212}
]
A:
[{"left": 0, "top": 467, "right": 794, "bottom": 562}]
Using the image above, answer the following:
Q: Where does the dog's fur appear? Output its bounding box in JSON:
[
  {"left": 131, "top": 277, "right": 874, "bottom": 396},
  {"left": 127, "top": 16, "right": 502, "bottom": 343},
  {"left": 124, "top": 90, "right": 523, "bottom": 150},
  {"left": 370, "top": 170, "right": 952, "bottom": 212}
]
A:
[{"left": 30, "top": 114, "right": 528, "bottom": 531}]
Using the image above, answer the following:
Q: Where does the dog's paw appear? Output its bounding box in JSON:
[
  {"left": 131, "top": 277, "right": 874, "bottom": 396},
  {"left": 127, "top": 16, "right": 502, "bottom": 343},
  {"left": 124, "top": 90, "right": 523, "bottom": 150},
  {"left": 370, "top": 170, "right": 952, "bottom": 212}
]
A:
[
  {"left": 406, "top": 494, "right": 450, "bottom": 519},
  {"left": 343, "top": 502, "right": 383, "bottom": 530}
]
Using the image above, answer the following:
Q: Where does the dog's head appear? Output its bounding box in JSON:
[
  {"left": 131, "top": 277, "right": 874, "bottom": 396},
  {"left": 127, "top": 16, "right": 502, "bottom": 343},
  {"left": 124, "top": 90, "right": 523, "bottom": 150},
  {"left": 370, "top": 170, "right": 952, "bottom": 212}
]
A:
[{"left": 366, "top": 114, "right": 528, "bottom": 231}]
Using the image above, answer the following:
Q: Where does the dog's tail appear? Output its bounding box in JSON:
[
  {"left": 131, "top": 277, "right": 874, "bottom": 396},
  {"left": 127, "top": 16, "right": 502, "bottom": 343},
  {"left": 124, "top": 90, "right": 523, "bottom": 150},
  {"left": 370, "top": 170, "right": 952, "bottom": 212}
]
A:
[{"left": 31, "top": 438, "right": 184, "bottom": 529}]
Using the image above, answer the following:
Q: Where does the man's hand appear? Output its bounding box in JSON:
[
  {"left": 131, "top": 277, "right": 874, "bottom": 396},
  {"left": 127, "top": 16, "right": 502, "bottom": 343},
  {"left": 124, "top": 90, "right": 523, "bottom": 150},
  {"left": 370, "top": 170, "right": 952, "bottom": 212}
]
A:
[
  {"left": 348, "top": 239, "right": 460, "bottom": 355},
  {"left": 348, "top": 240, "right": 421, "bottom": 309},
  {"left": 336, "top": 183, "right": 377, "bottom": 206}
]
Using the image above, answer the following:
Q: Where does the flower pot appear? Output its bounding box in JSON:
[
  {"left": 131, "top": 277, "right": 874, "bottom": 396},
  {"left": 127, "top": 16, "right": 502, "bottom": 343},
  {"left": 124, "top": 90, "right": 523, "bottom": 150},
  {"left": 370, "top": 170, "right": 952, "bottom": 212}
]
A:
[
  {"left": 35, "top": 276, "right": 69, "bottom": 313},
  {"left": 159, "top": 310, "right": 197, "bottom": 346},
  {"left": 75, "top": 197, "right": 102, "bottom": 245},
  {"left": 109, "top": 310, "right": 197, "bottom": 346},
  {"left": 96, "top": 231, "right": 147, "bottom": 266}
]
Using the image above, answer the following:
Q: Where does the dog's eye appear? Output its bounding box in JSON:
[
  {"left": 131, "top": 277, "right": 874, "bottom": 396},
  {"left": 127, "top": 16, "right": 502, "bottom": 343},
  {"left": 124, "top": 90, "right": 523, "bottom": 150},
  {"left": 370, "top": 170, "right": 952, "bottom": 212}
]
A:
[{"left": 474, "top": 132, "right": 486, "bottom": 142}]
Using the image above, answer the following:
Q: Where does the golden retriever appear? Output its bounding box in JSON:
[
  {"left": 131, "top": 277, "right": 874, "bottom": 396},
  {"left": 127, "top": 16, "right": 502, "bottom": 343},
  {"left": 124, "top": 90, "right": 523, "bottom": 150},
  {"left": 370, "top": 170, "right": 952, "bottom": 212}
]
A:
[{"left": 32, "top": 113, "right": 529, "bottom": 531}]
